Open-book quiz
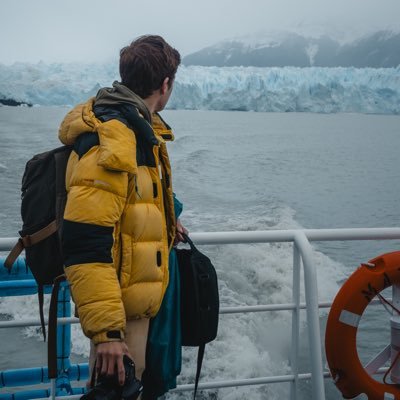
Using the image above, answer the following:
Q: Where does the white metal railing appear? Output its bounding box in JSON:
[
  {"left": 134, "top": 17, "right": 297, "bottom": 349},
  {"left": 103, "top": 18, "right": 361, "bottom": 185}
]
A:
[{"left": 2, "top": 227, "right": 400, "bottom": 400}]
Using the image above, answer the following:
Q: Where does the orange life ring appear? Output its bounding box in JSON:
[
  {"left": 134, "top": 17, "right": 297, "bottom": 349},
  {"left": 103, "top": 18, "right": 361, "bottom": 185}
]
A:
[{"left": 325, "top": 251, "right": 400, "bottom": 400}]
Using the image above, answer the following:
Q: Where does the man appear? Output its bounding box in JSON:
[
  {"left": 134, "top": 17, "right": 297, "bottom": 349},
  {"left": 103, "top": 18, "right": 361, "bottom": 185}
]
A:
[{"left": 58, "top": 35, "right": 185, "bottom": 391}]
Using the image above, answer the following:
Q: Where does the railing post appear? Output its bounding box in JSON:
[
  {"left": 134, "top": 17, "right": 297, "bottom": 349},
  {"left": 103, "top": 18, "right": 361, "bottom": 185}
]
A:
[
  {"left": 294, "top": 232, "right": 325, "bottom": 400},
  {"left": 290, "top": 243, "right": 301, "bottom": 400},
  {"left": 50, "top": 378, "right": 56, "bottom": 400},
  {"left": 55, "top": 281, "right": 73, "bottom": 396}
]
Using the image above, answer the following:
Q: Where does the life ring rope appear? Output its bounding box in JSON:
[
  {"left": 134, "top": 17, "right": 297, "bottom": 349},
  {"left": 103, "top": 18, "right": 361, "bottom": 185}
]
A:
[{"left": 376, "top": 291, "right": 400, "bottom": 315}]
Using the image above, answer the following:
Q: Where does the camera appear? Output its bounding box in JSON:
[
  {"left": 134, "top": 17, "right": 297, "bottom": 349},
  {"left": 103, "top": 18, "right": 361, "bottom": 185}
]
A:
[{"left": 81, "top": 355, "right": 143, "bottom": 400}]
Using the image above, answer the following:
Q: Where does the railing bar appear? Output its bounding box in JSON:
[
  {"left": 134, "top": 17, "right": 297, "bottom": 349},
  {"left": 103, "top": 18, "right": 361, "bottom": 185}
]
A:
[
  {"left": 304, "top": 228, "right": 400, "bottom": 242},
  {"left": 174, "top": 374, "right": 301, "bottom": 391},
  {"left": 0, "top": 317, "right": 79, "bottom": 329},
  {"left": 190, "top": 229, "right": 400, "bottom": 244},
  {"left": 221, "top": 303, "right": 331, "bottom": 313},
  {"left": 9, "top": 368, "right": 395, "bottom": 395},
  {"left": 0, "top": 298, "right": 389, "bottom": 329},
  {"left": 33, "top": 373, "right": 322, "bottom": 399},
  {"left": 222, "top": 304, "right": 298, "bottom": 313},
  {"left": 2, "top": 228, "right": 400, "bottom": 251},
  {"left": 0, "top": 238, "right": 19, "bottom": 251},
  {"left": 177, "top": 229, "right": 400, "bottom": 246}
]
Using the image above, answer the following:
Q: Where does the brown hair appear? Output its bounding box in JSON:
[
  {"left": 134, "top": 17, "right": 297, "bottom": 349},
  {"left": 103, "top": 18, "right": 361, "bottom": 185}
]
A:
[{"left": 119, "top": 35, "right": 181, "bottom": 99}]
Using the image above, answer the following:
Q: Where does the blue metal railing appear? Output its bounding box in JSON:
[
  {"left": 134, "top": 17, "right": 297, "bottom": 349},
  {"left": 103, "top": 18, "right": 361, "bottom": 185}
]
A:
[{"left": 0, "top": 257, "right": 88, "bottom": 399}]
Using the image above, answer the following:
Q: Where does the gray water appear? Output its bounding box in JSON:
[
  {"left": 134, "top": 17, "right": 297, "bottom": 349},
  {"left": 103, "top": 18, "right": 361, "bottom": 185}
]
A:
[{"left": 0, "top": 106, "right": 400, "bottom": 399}]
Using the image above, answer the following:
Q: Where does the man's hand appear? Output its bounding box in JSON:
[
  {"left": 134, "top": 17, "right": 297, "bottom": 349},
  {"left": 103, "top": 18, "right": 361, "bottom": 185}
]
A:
[
  {"left": 174, "top": 218, "right": 188, "bottom": 246},
  {"left": 96, "top": 341, "right": 130, "bottom": 385}
]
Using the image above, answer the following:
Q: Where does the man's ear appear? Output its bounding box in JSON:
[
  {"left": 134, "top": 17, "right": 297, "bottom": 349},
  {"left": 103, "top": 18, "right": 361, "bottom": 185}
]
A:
[{"left": 160, "top": 77, "right": 170, "bottom": 95}]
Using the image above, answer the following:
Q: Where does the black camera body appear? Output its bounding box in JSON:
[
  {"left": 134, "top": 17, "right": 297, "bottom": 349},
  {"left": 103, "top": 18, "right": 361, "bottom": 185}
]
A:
[{"left": 81, "top": 355, "right": 143, "bottom": 400}]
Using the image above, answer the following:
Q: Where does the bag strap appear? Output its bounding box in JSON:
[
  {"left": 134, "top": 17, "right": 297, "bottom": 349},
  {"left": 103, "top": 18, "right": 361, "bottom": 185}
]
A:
[
  {"left": 48, "top": 274, "right": 66, "bottom": 379},
  {"left": 181, "top": 232, "right": 197, "bottom": 251},
  {"left": 4, "top": 220, "right": 58, "bottom": 270},
  {"left": 89, "top": 359, "right": 97, "bottom": 389},
  {"left": 193, "top": 343, "right": 205, "bottom": 399}
]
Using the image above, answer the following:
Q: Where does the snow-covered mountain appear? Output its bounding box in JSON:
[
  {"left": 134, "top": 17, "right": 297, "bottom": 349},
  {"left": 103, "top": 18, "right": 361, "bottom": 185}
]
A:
[
  {"left": 0, "top": 62, "right": 399, "bottom": 114},
  {"left": 183, "top": 30, "right": 400, "bottom": 68}
]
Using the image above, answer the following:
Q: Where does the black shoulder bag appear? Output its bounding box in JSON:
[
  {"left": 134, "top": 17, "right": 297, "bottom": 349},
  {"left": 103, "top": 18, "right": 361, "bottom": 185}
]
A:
[{"left": 176, "top": 233, "right": 219, "bottom": 399}]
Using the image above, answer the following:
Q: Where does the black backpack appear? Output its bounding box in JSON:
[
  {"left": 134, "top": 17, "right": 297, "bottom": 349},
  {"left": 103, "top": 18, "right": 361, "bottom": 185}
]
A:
[
  {"left": 176, "top": 234, "right": 219, "bottom": 399},
  {"left": 4, "top": 145, "right": 72, "bottom": 340}
]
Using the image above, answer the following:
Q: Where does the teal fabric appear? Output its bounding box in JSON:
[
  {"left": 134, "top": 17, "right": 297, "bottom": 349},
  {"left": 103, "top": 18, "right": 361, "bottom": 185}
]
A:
[{"left": 142, "top": 195, "right": 183, "bottom": 399}]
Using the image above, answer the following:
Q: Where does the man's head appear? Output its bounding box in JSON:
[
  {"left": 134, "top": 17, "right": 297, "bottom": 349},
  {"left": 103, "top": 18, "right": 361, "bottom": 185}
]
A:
[{"left": 119, "top": 35, "right": 181, "bottom": 100}]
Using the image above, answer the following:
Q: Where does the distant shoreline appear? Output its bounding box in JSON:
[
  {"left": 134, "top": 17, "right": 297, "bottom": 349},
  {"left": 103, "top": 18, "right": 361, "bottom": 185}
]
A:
[{"left": 0, "top": 98, "right": 32, "bottom": 107}]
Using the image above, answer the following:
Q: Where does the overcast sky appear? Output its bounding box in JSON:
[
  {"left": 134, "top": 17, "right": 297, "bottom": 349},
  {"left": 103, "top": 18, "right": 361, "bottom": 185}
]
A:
[{"left": 1, "top": 0, "right": 399, "bottom": 64}]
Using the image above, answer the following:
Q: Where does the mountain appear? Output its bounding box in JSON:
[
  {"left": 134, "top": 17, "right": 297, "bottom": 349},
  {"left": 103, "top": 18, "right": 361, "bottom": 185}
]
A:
[{"left": 182, "top": 30, "right": 400, "bottom": 68}]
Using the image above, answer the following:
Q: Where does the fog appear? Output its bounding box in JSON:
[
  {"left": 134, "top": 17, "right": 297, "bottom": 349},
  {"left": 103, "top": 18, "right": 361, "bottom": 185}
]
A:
[{"left": 0, "top": 0, "right": 399, "bottom": 64}]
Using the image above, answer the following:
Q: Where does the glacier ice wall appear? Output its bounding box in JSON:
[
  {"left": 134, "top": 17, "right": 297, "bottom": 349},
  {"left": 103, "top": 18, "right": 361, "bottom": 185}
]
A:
[
  {"left": 0, "top": 62, "right": 119, "bottom": 107},
  {"left": 0, "top": 62, "right": 399, "bottom": 114},
  {"left": 170, "top": 66, "right": 400, "bottom": 114}
]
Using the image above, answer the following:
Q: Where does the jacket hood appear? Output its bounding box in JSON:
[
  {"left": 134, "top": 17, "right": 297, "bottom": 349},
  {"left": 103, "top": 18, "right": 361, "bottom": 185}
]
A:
[
  {"left": 58, "top": 98, "right": 98, "bottom": 145},
  {"left": 58, "top": 99, "right": 174, "bottom": 147},
  {"left": 58, "top": 98, "right": 138, "bottom": 173},
  {"left": 59, "top": 82, "right": 152, "bottom": 146},
  {"left": 58, "top": 93, "right": 174, "bottom": 174}
]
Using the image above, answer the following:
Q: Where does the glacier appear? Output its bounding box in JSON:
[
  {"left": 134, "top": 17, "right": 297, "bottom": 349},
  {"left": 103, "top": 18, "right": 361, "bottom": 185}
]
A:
[{"left": 0, "top": 62, "right": 399, "bottom": 114}]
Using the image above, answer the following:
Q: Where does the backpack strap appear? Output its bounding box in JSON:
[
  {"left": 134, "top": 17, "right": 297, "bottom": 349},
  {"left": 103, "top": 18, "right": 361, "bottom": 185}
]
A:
[
  {"left": 4, "top": 239, "right": 25, "bottom": 270},
  {"left": 54, "top": 149, "right": 70, "bottom": 243},
  {"left": 48, "top": 274, "right": 67, "bottom": 379},
  {"left": 38, "top": 284, "right": 46, "bottom": 341},
  {"left": 193, "top": 343, "right": 205, "bottom": 399},
  {"left": 4, "top": 220, "right": 59, "bottom": 341},
  {"left": 4, "top": 220, "right": 58, "bottom": 270}
]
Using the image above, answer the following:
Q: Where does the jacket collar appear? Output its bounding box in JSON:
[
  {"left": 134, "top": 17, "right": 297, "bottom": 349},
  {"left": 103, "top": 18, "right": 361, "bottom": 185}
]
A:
[
  {"left": 152, "top": 113, "right": 174, "bottom": 142},
  {"left": 95, "top": 81, "right": 152, "bottom": 124}
]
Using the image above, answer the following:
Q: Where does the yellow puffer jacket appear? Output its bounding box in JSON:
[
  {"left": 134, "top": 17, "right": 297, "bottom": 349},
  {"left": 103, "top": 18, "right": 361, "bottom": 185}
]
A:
[{"left": 58, "top": 98, "right": 176, "bottom": 344}]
